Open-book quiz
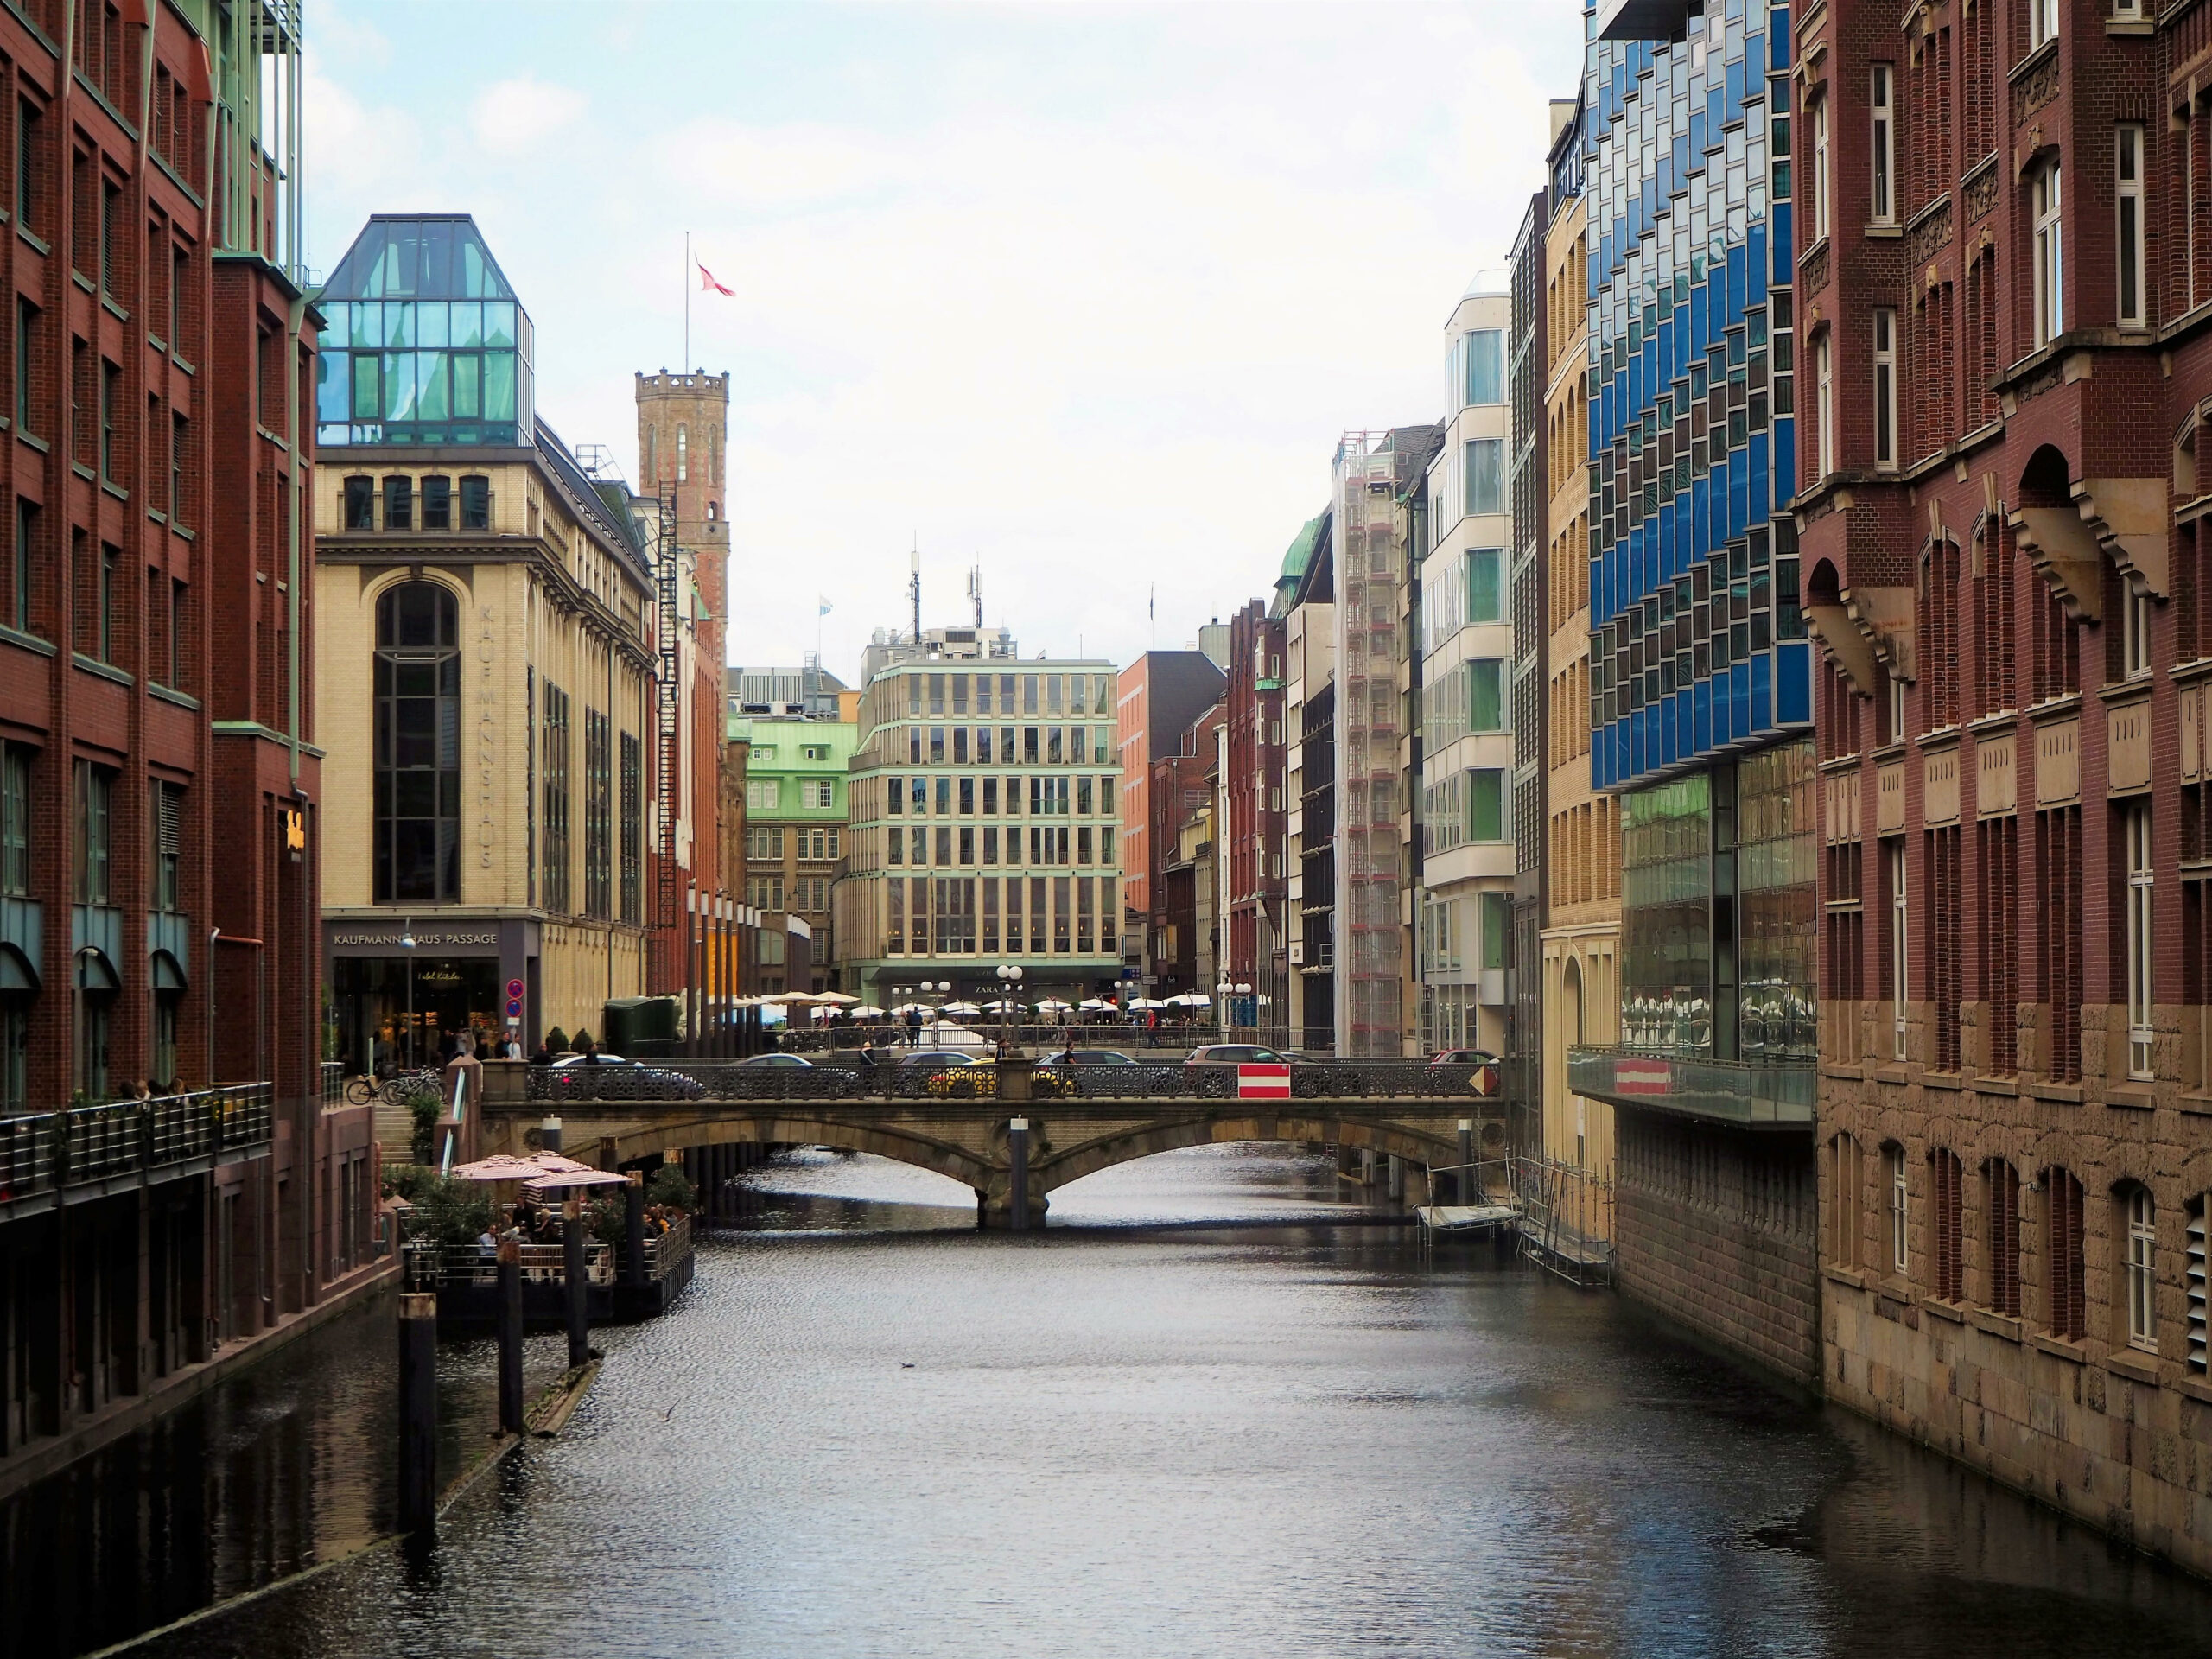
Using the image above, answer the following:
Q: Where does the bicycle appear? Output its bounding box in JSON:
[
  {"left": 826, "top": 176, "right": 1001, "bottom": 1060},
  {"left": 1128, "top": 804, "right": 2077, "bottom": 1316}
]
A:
[{"left": 345, "top": 1068, "right": 442, "bottom": 1107}]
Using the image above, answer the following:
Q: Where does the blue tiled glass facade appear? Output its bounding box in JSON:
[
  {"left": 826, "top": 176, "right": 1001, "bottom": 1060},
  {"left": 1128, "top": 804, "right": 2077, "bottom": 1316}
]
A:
[{"left": 1585, "top": 0, "right": 1809, "bottom": 791}]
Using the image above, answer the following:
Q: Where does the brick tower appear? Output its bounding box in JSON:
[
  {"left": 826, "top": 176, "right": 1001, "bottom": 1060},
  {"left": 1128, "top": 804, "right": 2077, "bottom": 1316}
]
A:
[{"left": 636, "top": 372, "right": 733, "bottom": 1001}]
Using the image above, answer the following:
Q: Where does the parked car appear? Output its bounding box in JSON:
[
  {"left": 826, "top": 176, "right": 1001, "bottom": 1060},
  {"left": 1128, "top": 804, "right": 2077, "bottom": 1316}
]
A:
[
  {"left": 1183, "top": 1043, "right": 1292, "bottom": 1096},
  {"left": 543, "top": 1052, "right": 707, "bottom": 1100},
  {"left": 735, "top": 1052, "right": 815, "bottom": 1068},
  {"left": 897, "top": 1050, "right": 980, "bottom": 1069},
  {"left": 1058, "top": 1051, "right": 1137, "bottom": 1066}
]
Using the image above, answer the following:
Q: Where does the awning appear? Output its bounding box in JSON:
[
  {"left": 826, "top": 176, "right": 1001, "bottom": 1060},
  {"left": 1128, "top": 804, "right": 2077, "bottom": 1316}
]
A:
[
  {"left": 75, "top": 949, "right": 121, "bottom": 992},
  {"left": 151, "top": 949, "right": 188, "bottom": 991},
  {"left": 0, "top": 943, "right": 37, "bottom": 992}
]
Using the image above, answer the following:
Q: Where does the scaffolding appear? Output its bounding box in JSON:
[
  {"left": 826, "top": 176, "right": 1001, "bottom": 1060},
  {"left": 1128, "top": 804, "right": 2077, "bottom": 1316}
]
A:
[{"left": 1510, "top": 1154, "right": 1616, "bottom": 1287}]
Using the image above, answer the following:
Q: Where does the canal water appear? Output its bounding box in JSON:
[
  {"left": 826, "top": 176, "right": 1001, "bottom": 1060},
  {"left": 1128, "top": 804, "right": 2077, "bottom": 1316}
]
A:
[{"left": 17, "top": 1144, "right": 2212, "bottom": 1657}]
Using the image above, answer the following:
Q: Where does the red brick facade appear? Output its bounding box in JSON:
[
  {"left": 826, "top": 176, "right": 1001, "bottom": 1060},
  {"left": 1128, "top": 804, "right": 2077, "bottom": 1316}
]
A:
[
  {"left": 1804, "top": 0, "right": 2212, "bottom": 1567},
  {"left": 1224, "top": 601, "right": 1286, "bottom": 1016}
]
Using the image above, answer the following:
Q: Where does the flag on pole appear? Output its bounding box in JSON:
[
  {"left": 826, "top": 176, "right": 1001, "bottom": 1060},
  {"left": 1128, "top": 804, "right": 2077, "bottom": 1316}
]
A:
[
  {"left": 698, "top": 263, "right": 734, "bottom": 296},
  {"left": 818, "top": 596, "right": 834, "bottom": 617}
]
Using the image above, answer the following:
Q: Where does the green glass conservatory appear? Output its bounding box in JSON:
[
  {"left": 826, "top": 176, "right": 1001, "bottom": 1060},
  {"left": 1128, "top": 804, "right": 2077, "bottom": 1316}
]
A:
[{"left": 315, "top": 215, "right": 536, "bottom": 448}]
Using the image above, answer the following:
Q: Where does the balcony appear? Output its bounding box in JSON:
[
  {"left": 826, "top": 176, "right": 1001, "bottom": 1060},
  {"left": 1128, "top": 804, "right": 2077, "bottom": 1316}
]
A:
[
  {"left": 1566, "top": 1046, "right": 1813, "bottom": 1130},
  {"left": 0, "top": 1084, "right": 275, "bottom": 1218}
]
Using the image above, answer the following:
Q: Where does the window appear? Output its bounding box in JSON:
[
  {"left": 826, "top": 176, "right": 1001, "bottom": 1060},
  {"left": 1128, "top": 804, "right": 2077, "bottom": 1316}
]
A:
[
  {"left": 12, "top": 501, "right": 31, "bottom": 636},
  {"left": 1468, "top": 660, "right": 1505, "bottom": 730},
  {"left": 1811, "top": 96, "right": 1830, "bottom": 242},
  {"left": 2122, "top": 582, "right": 2152, "bottom": 680},
  {"left": 99, "top": 359, "right": 118, "bottom": 481},
  {"left": 676, "top": 423, "right": 688, "bottom": 483},
  {"left": 1465, "top": 548, "right": 1503, "bottom": 623},
  {"left": 2125, "top": 1185, "right": 2158, "bottom": 1351},
  {"left": 2126, "top": 801, "right": 2154, "bottom": 1079},
  {"left": 747, "top": 779, "right": 779, "bottom": 811},
  {"left": 1, "top": 745, "right": 28, "bottom": 896},
  {"left": 374, "top": 583, "right": 461, "bottom": 903},
  {"left": 805, "top": 779, "right": 835, "bottom": 809},
  {"left": 2031, "top": 162, "right": 2063, "bottom": 348},
  {"left": 99, "top": 179, "right": 117, "bottom": 297},
  {"left": 16, "top": 99, "right": 37, "bottom": 235},
  {"left": 171, "top": 412, "right": 186, "bottom": 524},
  {"left": 1828, "top": 1135, "right": 1864, "bottom": 1268},
  {"left": 96, "top": 544, "right": 116, "bottom": 662},
  {"left": 1465, "top": 439, "right": 1504, "bottom": 517},
  {"left": 1461, "top": 328, "right": 1504, "bottom": 406},
  {"left": 583, "top": 709, "right": 611, "bottom": 918},
  {"left": 1872, "top": 308, "right": 1897, "bottom": 471},
  {"left": 1815, "top": 334, "right": 1834, "bottom": 478},
  {"left": 2116, "top": 125, "right": 2145, "bottom": 329},
  {"left": 1870, "top": 67, "right": 1894, "bottom": 226},
  {"left": 1886, "top": 1143, "right": 1909, "bottom": 1274},
  {"left": 344, "top": 475, "right": 374, "bottom": 531},
  {"left": 74, "top": 760, "right": 111, "bottom": 904},
  {"left": 1467, "top": 769, "right": 1506, "bottom": 842},
  {"left": 2030, "top": 0, "right": 2057, "bottom": 48},
  {"left": 620, "top": 730, "right": 642, "bottom": 925},
  {"left": 384, "top": 475, "right": 413, "bottom": 531},
  {"left": 540, "top": 680, "right": 570, "bottom": 912},
  {"left": 150, "top": 779, "right": 181, "bottom": 911},
  {"left": 422, "top": 474, "right": 451, "bottom": 530},
  {"left": 460, "top": 474, "right": 490, "bottom": 531}
]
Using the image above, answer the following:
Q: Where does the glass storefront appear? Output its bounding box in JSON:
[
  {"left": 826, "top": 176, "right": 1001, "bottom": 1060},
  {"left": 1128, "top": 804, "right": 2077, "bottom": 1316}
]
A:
[
  {"left": 332, "top": 956, "right": 501, "bottom": 1076},
  {"left": 1621, "top": 772, "right": 1713, "bottom": 1054}
]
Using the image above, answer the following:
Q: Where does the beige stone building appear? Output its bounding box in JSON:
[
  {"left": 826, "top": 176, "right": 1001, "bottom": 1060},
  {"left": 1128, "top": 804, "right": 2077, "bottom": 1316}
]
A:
[
  {"left": 314, "top": 217, "right": 656, "bottom": 1072},
  {"left": 1535, "top": 103, "right": 1618, "bottom": 1229}
]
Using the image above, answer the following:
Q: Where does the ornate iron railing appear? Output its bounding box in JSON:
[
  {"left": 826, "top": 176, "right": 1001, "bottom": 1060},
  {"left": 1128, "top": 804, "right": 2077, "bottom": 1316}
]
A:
[{"left": 520, "top": 1059, "right": 1501, "bottom": 1106}]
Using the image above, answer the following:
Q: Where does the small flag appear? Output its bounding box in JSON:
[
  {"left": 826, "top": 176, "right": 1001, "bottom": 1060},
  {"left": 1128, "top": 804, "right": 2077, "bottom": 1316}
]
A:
[
  {"left": 698, "top": 263, "right": 734, "bottom": 296},
  {"left": 818, "top": 596, "right": 833, "bottom": 617}
]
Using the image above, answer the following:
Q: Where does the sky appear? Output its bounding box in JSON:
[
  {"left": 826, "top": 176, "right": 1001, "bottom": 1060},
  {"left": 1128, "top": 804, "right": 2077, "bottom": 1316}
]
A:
[{"left": 307, "top": 1, "right": 1586, "bottom": 684}]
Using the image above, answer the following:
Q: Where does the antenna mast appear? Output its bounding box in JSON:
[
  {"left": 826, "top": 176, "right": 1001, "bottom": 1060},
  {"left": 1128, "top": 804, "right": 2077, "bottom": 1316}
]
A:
[
  {"left": 908, "top": 541, "right": 922, "bottom": 644},
  {"left": 969, "top": 563, "right": 983, "bottom": 630}
]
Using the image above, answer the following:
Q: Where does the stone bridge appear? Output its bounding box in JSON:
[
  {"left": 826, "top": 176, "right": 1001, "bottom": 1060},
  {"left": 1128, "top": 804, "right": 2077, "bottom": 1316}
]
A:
[{"left": 474, "top": 1060, "right": 1509, "bottom": 1226}]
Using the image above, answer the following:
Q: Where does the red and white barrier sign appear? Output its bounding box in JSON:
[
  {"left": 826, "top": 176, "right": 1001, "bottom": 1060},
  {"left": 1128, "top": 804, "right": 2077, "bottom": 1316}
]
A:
[
  {"left": 1237, "top": 1063, "right": 1292, "bottom": 1100},
  {"left": 1616, "top": 1058, "right": 1671, "bottom": 1096}
]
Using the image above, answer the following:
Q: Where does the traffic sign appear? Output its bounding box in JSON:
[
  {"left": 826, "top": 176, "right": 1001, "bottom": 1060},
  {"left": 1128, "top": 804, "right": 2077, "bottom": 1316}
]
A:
[
  {"left": 505, "top": 977, "right": 526, "bottom": 1001},
  {"left": 505, "top": 998, "right": 524, "bottom": 1020}
]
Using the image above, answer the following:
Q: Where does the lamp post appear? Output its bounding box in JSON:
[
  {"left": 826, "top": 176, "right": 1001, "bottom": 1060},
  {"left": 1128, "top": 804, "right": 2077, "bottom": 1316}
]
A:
[
  {"left": 995, "top": 963, "right": 1024, "bottom": 1054},
  {"left": 1217, "top": 976, "right": 1231, "bottom": 1039},
  {"left": 399, "top": 920, "right": 417, "bottom": 1070}
]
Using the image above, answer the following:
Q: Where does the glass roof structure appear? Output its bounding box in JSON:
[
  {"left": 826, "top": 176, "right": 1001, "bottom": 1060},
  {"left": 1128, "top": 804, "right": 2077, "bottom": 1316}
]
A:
[{"left": 315, "top": 216, "right": 536, "bottom": 448}]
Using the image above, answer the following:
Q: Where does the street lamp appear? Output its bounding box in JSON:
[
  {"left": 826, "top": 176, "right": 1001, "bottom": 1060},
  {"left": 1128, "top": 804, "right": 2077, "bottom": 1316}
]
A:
[
  {"left": 995, "top": 963, "right": 1024, "bottom": 1053},
  {"left": 400, "top": 920, "right": 418, "bottom": 1071}
]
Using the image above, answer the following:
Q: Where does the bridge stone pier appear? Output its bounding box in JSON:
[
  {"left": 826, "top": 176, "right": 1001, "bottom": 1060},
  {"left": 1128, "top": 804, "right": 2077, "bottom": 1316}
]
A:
[{"left": 475, "top": 1062, "right": 1508, "bottom": 1228}]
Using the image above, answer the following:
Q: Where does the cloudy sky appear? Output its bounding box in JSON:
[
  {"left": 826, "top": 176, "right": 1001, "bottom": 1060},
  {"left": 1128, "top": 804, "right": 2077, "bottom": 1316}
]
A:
[{"left": 308, "top": 1, "right": 1584, "bottom": 683}]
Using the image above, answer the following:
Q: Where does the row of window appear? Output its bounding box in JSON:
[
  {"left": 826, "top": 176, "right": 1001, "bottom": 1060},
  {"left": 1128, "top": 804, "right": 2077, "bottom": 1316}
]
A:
[
  {"left": 0, "top": 747, "right": 182, "bottom": 912},
  {"left": 745, "top": 778, "right": 837, "bottom": 811},
  {"left": 1417, "top": 891, "right": 1512, "bottom": 981},
  {"left": 1832, "top": 1138, "right": 2190, "bottom": 1365},
  {"left": 1422, "top": 768, "right": 1510, "bottom": 854},
  {"left": 743, "top": 826, "right": 843, "bottom": 862},
  {"left": 895, "top": 724, "right": 1113, "bottom": 767},
  {"left": 881, "top": 874, "right": 1118, "bottom": 958},
  {"left": 893, "top": 671, "right": 1113, "bottom": 719},
  {"left": 744, "top": 874, "right": 836, "bottom": 916},
  {"left": 1419, "top": 547, "right": 1506, "bottom": 649},
  {"left": 1421, "top": 658, "right": 1509, "bottom": 753},
  {"left": 341, "top": 474, "right": 492, "bottom": 533},
  {"left": 886, "top": 774, "right": 1117, "bottom": 818},
  {"left": 887, "top": 824, "right": 1116, "bottom": 869}
]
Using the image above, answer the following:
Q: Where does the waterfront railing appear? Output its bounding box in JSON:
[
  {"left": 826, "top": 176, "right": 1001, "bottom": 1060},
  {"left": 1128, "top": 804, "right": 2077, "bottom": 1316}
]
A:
[{"left": 0, "top": 1084, "right": 276, "bottom": 1216}]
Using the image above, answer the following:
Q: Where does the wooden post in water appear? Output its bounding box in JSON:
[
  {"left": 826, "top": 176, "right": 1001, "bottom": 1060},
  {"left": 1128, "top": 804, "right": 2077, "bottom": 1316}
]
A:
[
  {"left": 397, "top": 1292, "right": 438, "bottom": 1535},
  {"left": 1007, "top": 1116, "right": 1030, "bottom": 1232},
  {"left": 563, "top": 1196, "right": 589, "bottom": 1370},
  {"left": 496, "top": 1238, "right": 524, "bottom": 1435}
]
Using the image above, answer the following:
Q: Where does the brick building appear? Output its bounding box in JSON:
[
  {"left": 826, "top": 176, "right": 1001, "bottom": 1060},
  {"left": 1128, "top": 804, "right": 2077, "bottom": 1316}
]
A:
[
  {"left": 1802, "top": 0, "right": 2212, "bottom": 1569},
  {"left": 1112, "top": 647, "right": 1224, "bottom": 989},
  {"left": 1222, "top": 598, "right": 1286, "bottom": 1030},
  {"left": 0, "top": 0, "right": 380, "bottom": 1484}
]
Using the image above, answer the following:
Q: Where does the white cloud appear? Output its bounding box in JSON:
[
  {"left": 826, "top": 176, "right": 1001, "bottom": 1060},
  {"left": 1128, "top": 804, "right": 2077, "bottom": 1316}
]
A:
[{"left": 471, "top": 78, "right": 589, "bottom": 159}]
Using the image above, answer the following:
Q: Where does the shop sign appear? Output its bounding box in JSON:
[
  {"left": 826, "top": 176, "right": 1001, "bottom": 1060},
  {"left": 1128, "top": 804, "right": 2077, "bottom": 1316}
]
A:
[{"left": 330, "top": 931, "right": 499, "bottom": 947}]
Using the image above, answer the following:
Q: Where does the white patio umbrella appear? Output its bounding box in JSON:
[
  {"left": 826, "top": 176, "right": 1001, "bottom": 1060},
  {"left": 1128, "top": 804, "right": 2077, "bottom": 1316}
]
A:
[
  {"left": 1033, "top": 998, "right": 1072, "bottom": 1013},
  {"left": 1077, "top": 998, "right": 1115, "bottom": 1011},
  {"left": 849, "top": 1005, "right": 887, "bottom": 1019},
  {"left": 1164, "top": 992, "right": 1212, "bottom": 1007},
  {"left": 522, "top": 1166, "right": 630, "bottom": 1192},
  {"left": 982, "top": 999, "right": 1021, "bottom": 1013},
  {"left": 890, "top": 1002, "right": 932, "bottom": 1016},
  {"left": 941, "top": 1001, "right": 983, "bottom": 1017},
  {"left": 1126, "top": 997, "right": 1168, "bottom": 1010},
  {"left": 812, "top": 991, "right": 861, "bottom": 1006}
]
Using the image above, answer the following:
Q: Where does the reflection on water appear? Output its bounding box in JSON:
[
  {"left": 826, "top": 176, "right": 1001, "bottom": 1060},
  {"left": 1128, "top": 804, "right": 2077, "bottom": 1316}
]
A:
[{"left": 37, "top": 1145, "right": 2212, "bottom": 1658}]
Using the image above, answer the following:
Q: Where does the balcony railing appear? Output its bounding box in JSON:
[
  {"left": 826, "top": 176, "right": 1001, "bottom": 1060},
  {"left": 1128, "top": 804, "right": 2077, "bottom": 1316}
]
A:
[
  {"left": 1565, "top": 1046, "right": 1814, "bottom": 1129},
  {"left": 0, "top": 1084, "right": 275, "bottom": 1215}
]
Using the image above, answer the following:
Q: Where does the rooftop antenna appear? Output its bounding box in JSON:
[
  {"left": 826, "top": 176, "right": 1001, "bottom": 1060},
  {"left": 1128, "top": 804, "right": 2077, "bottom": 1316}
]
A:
[
  {"left": 968, "top": 563, "right": 983, "bottom": 630},
  {"left": 909, "top": 539, "right": 922, "bottom": 645}
]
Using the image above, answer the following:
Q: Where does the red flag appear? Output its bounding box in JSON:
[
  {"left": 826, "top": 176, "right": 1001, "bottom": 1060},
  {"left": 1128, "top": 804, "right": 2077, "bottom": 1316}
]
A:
[{"left": 697, "top": 263, "right": 734, "bottom": 296}]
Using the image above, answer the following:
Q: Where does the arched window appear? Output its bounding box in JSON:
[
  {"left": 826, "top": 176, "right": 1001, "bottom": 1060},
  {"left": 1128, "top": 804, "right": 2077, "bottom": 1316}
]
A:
[
  {"left": 1827, "top": 1132, "right": 1863, "bottom": 1268},
  {"left": 2044, "top": 1166, "right": 2086, "bottom": 1338},
  {"left": 1929, "top": 1146, "right": 1963, "bottom": 1300},
  {"left": 677, "top": 423, "right": 688, "bottom": 483},
  {"left": 1984, "top": 1158, "right": 2020, "bottom": 1316},
  {"left": 373, "top": 582, "right": 461, "bottom": 903}
]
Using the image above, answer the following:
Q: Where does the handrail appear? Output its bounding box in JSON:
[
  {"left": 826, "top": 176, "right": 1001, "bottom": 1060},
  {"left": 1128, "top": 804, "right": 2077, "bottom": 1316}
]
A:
[
  {"left": 0, "top": 1083, "right": 276, "bottom": 1212},
  {"left": 403, "top": 1239, "right": 615, "bottom": 1289},
  {"left": 438, "top": 1066, "right": 467, "bottom": 1176}
]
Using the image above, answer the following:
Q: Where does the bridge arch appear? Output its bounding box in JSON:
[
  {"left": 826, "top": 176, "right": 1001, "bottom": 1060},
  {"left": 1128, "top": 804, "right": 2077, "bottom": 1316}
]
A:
[
  {"left": 1035, "top": 1113, "right": 1467, "bottom": 1195},
  {"left": 600, "top": 1114, "right": 994, "bottom": 1195}
]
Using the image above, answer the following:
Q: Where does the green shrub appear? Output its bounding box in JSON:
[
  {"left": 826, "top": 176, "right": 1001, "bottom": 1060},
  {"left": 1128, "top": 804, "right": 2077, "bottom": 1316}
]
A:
[
  {"left": 569, "top": 1027, "right": 594, "bottom": 1052},
  {"left": 394, "top": 1173, "right": 496, "bottom": 1247},
  {"left": 544, "top": 1026, "right": 569, "bottom": 1054},
  {"left": 405, "top": 1090, "right": 442, "bottom": 1165},
  {"left": 646, "top": 1164, "right": 695, "bottom": 1211}
]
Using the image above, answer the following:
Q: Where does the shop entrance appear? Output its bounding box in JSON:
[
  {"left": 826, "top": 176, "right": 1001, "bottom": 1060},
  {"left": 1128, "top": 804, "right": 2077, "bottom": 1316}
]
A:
[{"left": 333, "top": 957, "right": 501, "bottom": 1076}]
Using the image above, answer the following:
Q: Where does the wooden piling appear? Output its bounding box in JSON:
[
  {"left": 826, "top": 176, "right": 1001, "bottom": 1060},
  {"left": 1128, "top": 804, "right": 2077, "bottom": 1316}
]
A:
[
  {"left": 563, "top": 1198, "right": 589, "bottom": 1370},
  {"left": 496, "top": 1240, "right": 524, "bottom": 1436},
  {"left": 397, "top": 1292, "right": 438, "bottom": 1535}
]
